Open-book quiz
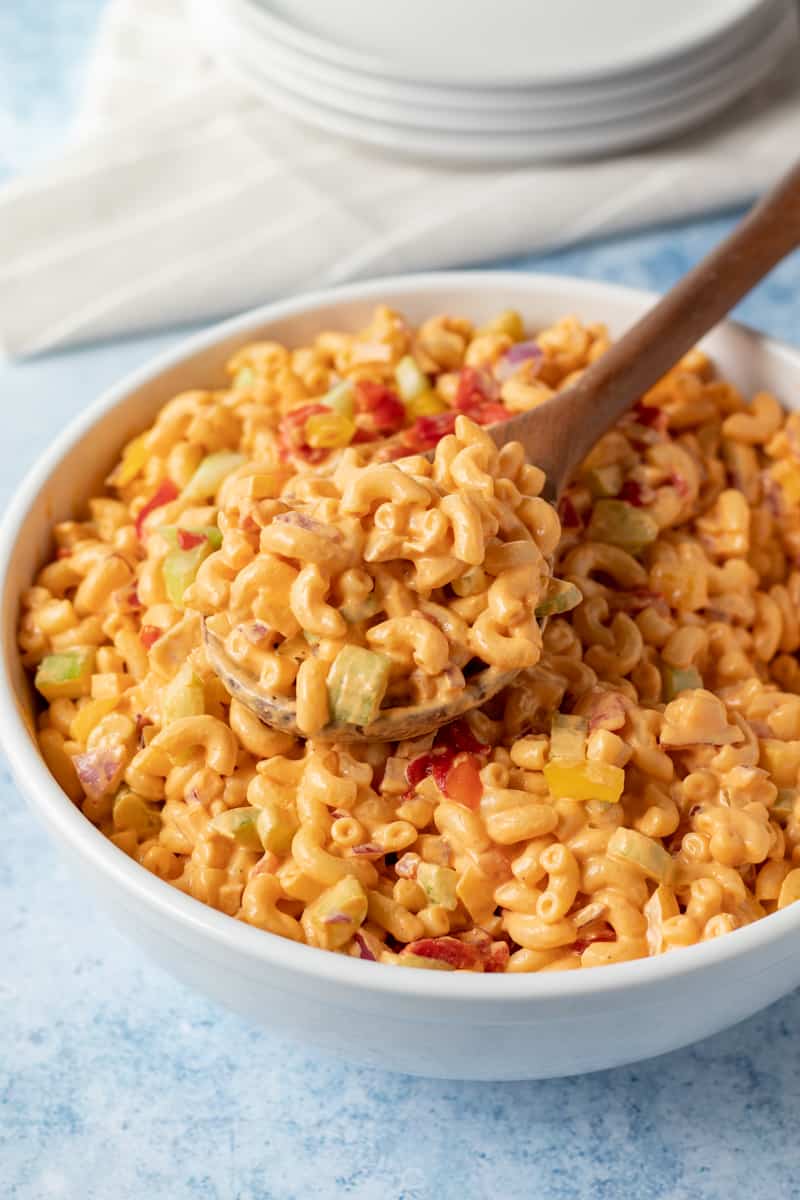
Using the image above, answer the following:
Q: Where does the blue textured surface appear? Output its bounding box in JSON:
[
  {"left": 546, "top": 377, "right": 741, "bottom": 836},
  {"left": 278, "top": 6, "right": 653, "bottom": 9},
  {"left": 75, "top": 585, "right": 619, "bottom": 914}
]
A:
[{"left": 3, "top": 5, "right": 800, "bottom": 1198}]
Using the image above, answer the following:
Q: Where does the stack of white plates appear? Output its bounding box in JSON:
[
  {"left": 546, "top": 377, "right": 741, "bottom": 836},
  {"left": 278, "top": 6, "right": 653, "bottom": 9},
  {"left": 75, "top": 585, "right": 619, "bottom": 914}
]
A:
[{"left": 191, "top": 0, "right": 798, "bottom": 163}]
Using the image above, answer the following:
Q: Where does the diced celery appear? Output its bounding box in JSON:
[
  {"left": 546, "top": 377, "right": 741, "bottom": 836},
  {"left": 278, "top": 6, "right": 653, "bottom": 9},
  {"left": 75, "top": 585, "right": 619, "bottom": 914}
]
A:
[
  {"left": 302, "top": 876, "right": 368, "bottom": 951},
  {"left": 550, "top": 713, "right": 588, "bottom": 762},
  {"left": 233, "top": 366, "right": 256, "bottom": 390},
  {"left": 321, "top": 380, "right": 355, "bottom": 419},
  {"left": 327, "top": 645, "right": 391, "bottom": 727},
  {"left": 661, "top": 664, "right": 703, "bottom": 702},
  {"left": 158, "top": 525, "right": 222, "bottom": 551},
  {"left": 395, "top": 355, "right": 431, "bottom": 401},
  {"left": 544, "top": 759, "right": 625, "bottom": 805},
  {"left": 772, "top": 788, "right": 797, "bottom": 823},
  {"left": 304, "top": 412, "right": 356, "bottom": 449},
  {"left": 162, "top": 665, "right": 205, "bottom": 724},
  {"left": 162, "top": 544, "right": 212, "bottom": 606},
  {"left": 451, "top": 567, "right": 487, "bottom": 597},
  {"left": 340, "top": 595, "right": 381, "bottom": 624},
  {"left": 70, "top": 697, "right": 118, "bottom": 744},
  {"left": 208, "top": 806, "right": 263, "bottom": 850},
  {"left": 35, "top": 648, "right": 96, "bottom": 701},
  {"left": 608, "top": 827, "right": 674, "bottom": 883},
  {"left": 535, "top": 579, "right": 582, "bottom": 617},
  {"left": 256, "top": 801, "right": 299, "bottom": 856},
  {"left": 583, "top": 464, "right": 623, "bottom": 498},
  {"left": 182, "top": 451, "right": 246, "bottom": 501},
  {"left": 477, "top": 310, "right": 525, "bottom": 340},
  {"left": 417, "top": 863, "right": 458, "bottom": 911},
  {"left": 586, "top": 499, "right": 659, "bottom": 554}
]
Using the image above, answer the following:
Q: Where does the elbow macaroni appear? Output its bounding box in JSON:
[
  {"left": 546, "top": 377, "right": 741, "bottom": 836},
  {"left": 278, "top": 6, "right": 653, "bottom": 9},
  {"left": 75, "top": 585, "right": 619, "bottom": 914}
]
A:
[{"left": 19, "top": 305, "right": 800, "bottom": 972}]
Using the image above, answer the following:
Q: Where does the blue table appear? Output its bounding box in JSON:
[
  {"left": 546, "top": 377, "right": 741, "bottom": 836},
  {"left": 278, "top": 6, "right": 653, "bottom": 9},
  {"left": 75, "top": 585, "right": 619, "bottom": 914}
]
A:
[{"left": 3, "top": 6, "right": 800, "bottom": 1198}]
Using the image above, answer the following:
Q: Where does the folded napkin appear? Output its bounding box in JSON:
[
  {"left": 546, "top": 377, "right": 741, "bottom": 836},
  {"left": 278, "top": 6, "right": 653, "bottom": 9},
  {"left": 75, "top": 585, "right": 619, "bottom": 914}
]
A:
[{"left": 1, "top": 0, "right": 799, "bottom": 357}]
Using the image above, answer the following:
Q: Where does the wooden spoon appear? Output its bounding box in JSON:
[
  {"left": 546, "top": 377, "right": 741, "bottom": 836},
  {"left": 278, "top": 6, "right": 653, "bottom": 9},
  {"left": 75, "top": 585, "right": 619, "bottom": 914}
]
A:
[{"left": 206, "top": 159, "right": 800, "bottom": 742}]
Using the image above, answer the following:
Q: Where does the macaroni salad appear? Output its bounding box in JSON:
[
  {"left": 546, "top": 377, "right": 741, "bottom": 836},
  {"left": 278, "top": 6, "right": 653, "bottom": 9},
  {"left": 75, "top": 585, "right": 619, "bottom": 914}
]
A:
[{"left": 19, "top": 305, "right": 800, "bottom": 972}]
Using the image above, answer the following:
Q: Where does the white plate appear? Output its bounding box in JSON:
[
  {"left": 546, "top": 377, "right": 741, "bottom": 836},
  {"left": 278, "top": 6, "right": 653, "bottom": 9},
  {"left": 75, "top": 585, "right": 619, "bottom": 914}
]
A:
[
  {"left": 213, "top": 12, "right": 790, "bottom": 163},
  {"left": 248, "top": 0, "right": 769, "bottom": 87},
  {"left": 243, "top": 4, "right": 796, "bottom": 135},
  {"left": 233, "top": 0, "right": 783, "bottom": 104}
]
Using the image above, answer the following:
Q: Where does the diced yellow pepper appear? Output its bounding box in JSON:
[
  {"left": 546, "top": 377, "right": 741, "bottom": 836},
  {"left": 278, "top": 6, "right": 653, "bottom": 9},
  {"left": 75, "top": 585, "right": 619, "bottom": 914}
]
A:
[
  {"left": 771, "top": 459, "right": 800, "bottom": 505},
  {"left": 543, "top": 759, "right": 625, "bottom": 805},
  {"left": 404, "top": 391, "right": 448, "bottom": 421},
  {"left": 109, "top": 434, "right": 148, "bottom": 488},
  {"left": 304, "top": 412, "right": 356, "bottom": 449},
  {"left": 70, "top": 697, "right": 119, "bottom": 744}
]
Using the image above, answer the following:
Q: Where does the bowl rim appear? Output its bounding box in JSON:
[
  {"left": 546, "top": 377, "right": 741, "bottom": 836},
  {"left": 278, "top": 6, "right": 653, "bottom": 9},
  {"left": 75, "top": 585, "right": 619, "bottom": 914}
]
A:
[{"left": 3, "top": 267, "right": 800, "bottom": 1005}]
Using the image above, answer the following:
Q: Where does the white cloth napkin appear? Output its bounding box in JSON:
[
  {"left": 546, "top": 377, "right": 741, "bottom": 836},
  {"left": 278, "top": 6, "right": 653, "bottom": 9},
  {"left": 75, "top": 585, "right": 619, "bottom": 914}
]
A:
[{"left": 1, "top": 0, "right": 799, "bottom": 358}]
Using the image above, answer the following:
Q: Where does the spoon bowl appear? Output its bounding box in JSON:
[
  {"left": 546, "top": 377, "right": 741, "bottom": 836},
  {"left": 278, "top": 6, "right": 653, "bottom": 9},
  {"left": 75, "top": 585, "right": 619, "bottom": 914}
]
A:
[{"left": 203, "top": 618, "right": 517, "bottom": 742}]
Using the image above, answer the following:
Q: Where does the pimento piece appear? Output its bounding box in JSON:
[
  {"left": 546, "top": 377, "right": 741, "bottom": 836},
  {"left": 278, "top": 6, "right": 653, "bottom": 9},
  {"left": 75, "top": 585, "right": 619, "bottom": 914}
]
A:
[
  {"left": 436, "top": 718, "right": 489, "bottom": 756},
  {"left": 176, "top": 528, "right": 206, "bottom": 550},
  {"left": 135, "top": 479, "right": 179, "bottom": 539},
  {"left": 558, "top": 494, "right": 582, "bottom": 529},
  {"left": 406, "top": 747, "right": 451, "bottom": 789},
  {"left": 454, "top": 367, "right": 499, "bottom": 413},
  {"left": 401, "top": 410, "right": 458, "bottom": 452},
  {"left": 573, "top": 925, "right": 616, "bottom": 954},
  {"left": 277, "top": 403, "right": 329, "bottom": 464},
  {"left": 404, "top": 937, "right": 480, "bottom": 969},
  {"left": 354, "top": 381, "right": 405, "bottom": 435},
  {"left": 618, "top": 479, "right": 646, "bottom": 507},
  {"left": 406, "top": 745, "right": 483, "bottom": 809},
  {"left": 140, "top": 625, "right": 162, "bottom": 650}
]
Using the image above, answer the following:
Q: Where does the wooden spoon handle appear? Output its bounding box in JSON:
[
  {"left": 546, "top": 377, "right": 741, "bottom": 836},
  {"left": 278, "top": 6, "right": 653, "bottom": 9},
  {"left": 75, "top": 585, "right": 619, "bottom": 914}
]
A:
[{"left": 500, "top": 158, "right": 800, "bottom": 499}]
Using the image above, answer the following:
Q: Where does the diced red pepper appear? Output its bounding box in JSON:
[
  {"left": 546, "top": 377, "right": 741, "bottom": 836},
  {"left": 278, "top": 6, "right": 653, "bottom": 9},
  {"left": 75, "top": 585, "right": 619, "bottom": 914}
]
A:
[
  {"left": 351, "top": 426, "right": 380, "bottom": 445},
  {"left": 140, "top": 625, "right": 162, "bottom": 650},
  {"left": 484, "top": 941, "right": 511, "bottom": 972},
  {"left": 670, "top": 472, "right": 690, "bottom": 499},
  {"left": 277, "top": 403, "right": 329, "bottom": 464},
  {"left": 454, "top": 367, "right": 499, "bottom": 413},
  {"left": 406, "top": 747, "right": 454, "bottom": 789},
  {"left": 404, "top": 937, "right": 480, "bottom": 969},
  {"left": 472, "top": 401, "right": 511, "bottom": 426},
  {"left": 401, "top": 411, "right": 458, "bottom": 452},
  {"left": 618, "top": 479, "right": 646, "bottom": 506},
  {"left": 135, "top": 479, "right": 179, "bottom": 539},
  {"left": 443, "top": 755, "right": 483, "bottom": 810},
  {"left": 176, "top": 528, "right": 206, "bottom": 550},
  {"left": 634, "top": 402, "right": 668, "bottom": 431},
  {"left": 354, "top": 381, "right": 405, "bottom": 434},
  {"left": 558, "top": 495, "right": 582, "bottom": 529},
  {"left": 436, "top": 718, "right": 489, "bottom": 756}
]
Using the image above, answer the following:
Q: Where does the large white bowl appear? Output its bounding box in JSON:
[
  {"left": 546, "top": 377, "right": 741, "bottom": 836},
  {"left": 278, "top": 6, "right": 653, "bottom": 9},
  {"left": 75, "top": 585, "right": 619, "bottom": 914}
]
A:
[{"left": 3, "top": 272, "right": 800, "bottom": 1081}]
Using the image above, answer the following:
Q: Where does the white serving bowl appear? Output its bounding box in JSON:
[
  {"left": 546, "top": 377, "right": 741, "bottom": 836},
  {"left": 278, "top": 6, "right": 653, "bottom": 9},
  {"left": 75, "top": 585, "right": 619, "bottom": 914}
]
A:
[{"left": 3, "top": 272, "right": 800, "bottom": 1081}]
